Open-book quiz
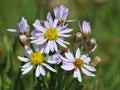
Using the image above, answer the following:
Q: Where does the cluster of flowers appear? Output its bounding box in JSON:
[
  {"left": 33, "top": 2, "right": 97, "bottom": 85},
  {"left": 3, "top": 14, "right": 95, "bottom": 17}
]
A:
[{"left": 8, "top": 5, "right": 98, "bottom": 82}]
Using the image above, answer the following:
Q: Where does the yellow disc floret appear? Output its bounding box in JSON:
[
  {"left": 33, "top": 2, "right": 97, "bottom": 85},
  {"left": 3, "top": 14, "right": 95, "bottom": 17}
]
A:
[
  {"left": 30, "top": 51, "right": 44, "bottom": 65},
  {"left": 74, "top": 58, "right": 84, "bottom": 68},
  {"left": 45, "top": 28, "right": 58, "bottom": 40},
  {"left": 58, "top": 18, "right": 64, "bottom": 24}
]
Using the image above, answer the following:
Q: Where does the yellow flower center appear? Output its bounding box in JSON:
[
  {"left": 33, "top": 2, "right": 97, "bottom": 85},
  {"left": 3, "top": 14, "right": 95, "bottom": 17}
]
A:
[
  {"left": 44, "top": 28, "right": 58, "bottom": 40},
  {"left": 30, "top": 51, "right": 44, "bottom": 65},
  {"left": 74, "top": 58, "right": 84, "bottom": 68},
  {"left": 58, "top": 18, "right": 63, "bottom": 24}
]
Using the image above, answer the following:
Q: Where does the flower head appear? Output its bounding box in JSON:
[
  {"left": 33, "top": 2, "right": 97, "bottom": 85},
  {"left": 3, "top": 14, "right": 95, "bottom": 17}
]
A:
[
  {"left": 31, "top": 12, "right": 72, "bottom": 54},
  {"left": 18, "top": 46, "right": 56, "bottom": 77},
  {"left": 7, "top": 17, "right": 30, "bottom": 33},
  {"left": 17, "top": 17, "right": 30, "bottom": 33},
  {"left": 54, "top": 5, "right": 68, "bottom": 23},
  {"left": 61, "top": 48, "right": 96, "bottom": 82},
  {"left": 81, "top": 21, "right": 91, "bottom": 37}
]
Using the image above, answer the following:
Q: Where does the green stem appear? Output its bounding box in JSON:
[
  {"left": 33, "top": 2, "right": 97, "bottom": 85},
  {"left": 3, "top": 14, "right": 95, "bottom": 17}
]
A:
[{"left": 13, "top": 63, "right": 22, "bottom": 90}]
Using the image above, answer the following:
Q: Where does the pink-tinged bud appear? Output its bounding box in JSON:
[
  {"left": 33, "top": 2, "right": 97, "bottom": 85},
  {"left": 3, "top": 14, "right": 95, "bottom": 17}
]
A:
[{"left": 19, "top": 35, "right": 30, "bottom": 46}]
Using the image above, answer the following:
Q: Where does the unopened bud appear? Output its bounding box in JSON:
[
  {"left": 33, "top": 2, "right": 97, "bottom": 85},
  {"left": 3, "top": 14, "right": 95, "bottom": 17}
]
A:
[
  {"left": 74, "top": 32, "right": 83, "bottom": 43},
  {"left": 90, "top": 56, "right": 101, "bottom": 67},
  {"left": 87, "top": 38, "right": 96, "bottom": 49},
  {"left": 19, "top": 35, "right": 30, "bottom": 46},
  {"left": 82, "top": 31, "right": 91, "bottom": 38}
]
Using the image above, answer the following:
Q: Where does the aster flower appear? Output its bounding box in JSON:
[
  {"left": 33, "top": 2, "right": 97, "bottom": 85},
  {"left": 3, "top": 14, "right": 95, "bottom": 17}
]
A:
[
  {"left": 54, "top": 5, "right": 68, "bottom": 23},
  {"left": 31, "top": 12, "right": 72, "bottom": 54},
  {"left": 54, "top": 5, "right": 76, "bottom": 24},
  {"left": 61, "top": 48, "right": 96, "bottom": 82},
  {"left": 80, "top": 21, "right": 91, "bottom": 37},
  {"left": 7, "top": 17, "right": 30, "bottom": 33},
  {"left": 18, "top": 45, "right": 56, "bottom": 77}
]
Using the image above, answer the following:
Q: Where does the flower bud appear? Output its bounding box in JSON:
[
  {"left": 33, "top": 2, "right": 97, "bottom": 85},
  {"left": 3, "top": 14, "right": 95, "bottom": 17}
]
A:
[
  {"left": 90, "top": 56, "right": 101, "bottom": 67},
  {"left": 74, "top": 32, "right": 83, "bottom": 43},
  {"left": 87, "top": 38, "right": 97, "bottom": 49},
  {"left": 19, "top": 35, "right": 30, "bottom": 46},
  {"left": 80, "top": 21, "right": 91, "bottom": 42}
]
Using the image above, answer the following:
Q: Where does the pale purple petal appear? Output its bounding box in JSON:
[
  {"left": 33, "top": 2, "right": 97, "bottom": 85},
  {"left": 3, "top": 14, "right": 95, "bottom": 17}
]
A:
[
  {"left": 83, "top": 57, "right": 91, "bottom": 64},
  {"left": 83, "top": 64, "right": 96, "bottom": 71},
  {"left": 65, "top": 20, "right": 76, "bottom": 23},
  {"left": 65, "top": 52, "right": 75, "bottom": 61},
  {"left": 59, "top": 34, "right": 71, "bottom": 37},
  {"left": 75, "top": 48, "right": 80, "bottom": 58},
  {"left": 31, "top": 37, "right": 47, "bottom": 45},
  {"left": 21, "top": 62, "right": 32, "bottom": 68},
  {"left": 35, "top": 65, "right": 40, "bottom": 77},
  {"left": 33, "top": 23, "right": 46, "bottom": 33},
  {"left": 44, "top": 21, "right": 50, "bottom": 28},
  {"left": 24, "top": 45, "right": 33, "bottom": 55},
  {"left": 59, "top": 28, "right": 72, "bottom": 34},
  {"left": 53, "top": 19, "right": 58, "bottom": 28},
  {"left": 73, "top": 69, "right": 82, "bottom": 82},
  {"left": 57, "top": 38, "right": 70, "bottom": 45},
  {"left": 22, "top": 65, "right": 33, "bottom": 74},
  {"left": 56, "top": 39, "right": 67, "bottom": 48},
  {"left": 61, "top": 63, "right": 74, "bottom": 71},
  {"left": 40, "top": 66, "right": 46, "bottom": 76},
  {"left": 81, "top": 67, "right": 95, "bottom": 77},
  {"left": 49, "top": 41, "right": 54, "bottom": 52},
  {"left": 43, "top": 63, "right": 56, "bottom": 72},
  {"left": 53, "top": 41, "right": 58, "bottom": 52},
  {"left": 47, "top": 12, "right": 53, "bottom": 27},
  {"left": 82, "top": 21, "right": 91, "bottom": 32},
  {"left": 80, "top": 54, "right": 88, "bottom": 60},
  {"left": 60, "top": 56, "right": 73, "bottom": 62},
  {"left": 18, "top": 56, "right": 29, "bottom": 62},
  {"left": 44, "top": 41, "right": 50, "bottom": 54},
  {"left": 7, "top": 29, "right": 18, "bottom": 32}
]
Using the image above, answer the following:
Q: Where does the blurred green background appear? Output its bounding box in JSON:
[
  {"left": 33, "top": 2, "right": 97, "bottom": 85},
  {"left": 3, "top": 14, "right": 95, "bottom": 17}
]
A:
[{"left": 0, "top": 0, "right": 120, "bottom": 90}]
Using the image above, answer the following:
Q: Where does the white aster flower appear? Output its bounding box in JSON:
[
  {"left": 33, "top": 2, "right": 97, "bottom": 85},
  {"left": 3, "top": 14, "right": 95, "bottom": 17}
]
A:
[
  {"left": 61, "top": 48, "right": 96, "bottom": 82},
  {"left": 31, "top": 12, "right": 72, "bottom": 54},
  {"left": 18, "top": 45, "right": 56, "bottom": 77}
]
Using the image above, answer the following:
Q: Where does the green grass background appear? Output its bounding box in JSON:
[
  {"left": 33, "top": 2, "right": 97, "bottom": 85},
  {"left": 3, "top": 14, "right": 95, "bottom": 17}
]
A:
[{"left": 0, "top": 0, "right": 120, "bottom": 90}]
